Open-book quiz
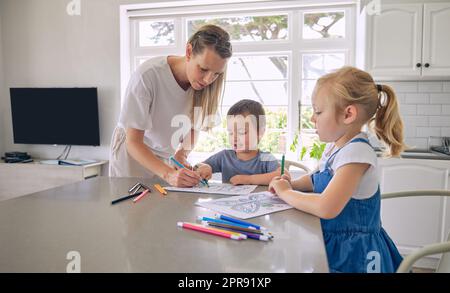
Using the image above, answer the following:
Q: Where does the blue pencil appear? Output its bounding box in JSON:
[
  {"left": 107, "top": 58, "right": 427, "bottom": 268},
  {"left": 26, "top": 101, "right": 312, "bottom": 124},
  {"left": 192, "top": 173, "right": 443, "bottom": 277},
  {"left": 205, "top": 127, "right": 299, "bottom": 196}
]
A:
[
  {"left": 215, "top": 213, "right": 268, "bottom": 231},
  {"left": 197, "top": 216, "right": 257, "bottom": 230},
  {"left": 169, "top": 156, "right": 209, "bottom": 187}
]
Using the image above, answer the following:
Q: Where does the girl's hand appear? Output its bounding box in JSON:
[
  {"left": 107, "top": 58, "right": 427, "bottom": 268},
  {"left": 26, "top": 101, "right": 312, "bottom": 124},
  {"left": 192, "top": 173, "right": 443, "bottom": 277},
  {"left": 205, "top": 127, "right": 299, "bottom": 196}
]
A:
[
  {"left": 230, "top": 175, "right": 250, "bottom": 186},
  {"left": 280, "top": 171, "right": 291, "bottom": 183},
  {"left": 196, "top": 164, "right": 213, "bottom": 180},
  {"left": 173, "top": 148, "right": 191, "bottom": 169},
  {"left": 268, "top": 177, "right": 292, "bottom": 195},
  {"left": 166, "top": 168, "right": 201, "bottom": 187}
]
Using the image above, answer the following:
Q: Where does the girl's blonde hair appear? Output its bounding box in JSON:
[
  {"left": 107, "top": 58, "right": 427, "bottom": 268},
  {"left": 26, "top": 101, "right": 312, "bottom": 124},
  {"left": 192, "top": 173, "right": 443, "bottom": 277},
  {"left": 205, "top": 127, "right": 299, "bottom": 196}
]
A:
[
  {"left": 316, "top": 66, "right": 406, "bottom": 157},
  {"left": 188, "top": 25, "right": 232, "bottom": 130}
]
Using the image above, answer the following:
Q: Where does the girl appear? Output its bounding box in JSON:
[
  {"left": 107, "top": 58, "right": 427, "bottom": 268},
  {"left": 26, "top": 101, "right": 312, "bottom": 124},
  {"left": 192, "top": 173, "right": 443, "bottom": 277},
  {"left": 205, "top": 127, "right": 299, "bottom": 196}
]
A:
[
  {"left": 269, "top": 66, "right": 405, "bottom": 273},
  {"left": 110, "top": 25, "right": 232, "bottom": 187}
]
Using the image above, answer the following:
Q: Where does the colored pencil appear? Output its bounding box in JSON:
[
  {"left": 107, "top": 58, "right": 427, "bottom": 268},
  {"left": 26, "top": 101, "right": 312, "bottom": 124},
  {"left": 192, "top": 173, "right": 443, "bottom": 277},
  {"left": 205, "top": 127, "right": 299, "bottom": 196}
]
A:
[
  {"left": 206, "top": 225, "right": 270, "bottom": 241},
  {"left": 203, "top": 221, "right": 273, "bottom": 238},
  {"left": 177, "top": 222, "right": 241, "bottom": 240},
  {"left": 188, "top": 223, "right": 247, "bottom": 239},
  {"left": 215, "top": 213, "right": 267, "bottom": 231},
  {"left": 197, "top": 216, "right": 257, "bottom": 230},
  {"left": 111, "top": 191, "right": 142, "bottom": 205},
  {"left": 133, "top": 189, "right": 150, "bottom": 203},
  {"left": 170, "top": 156, "right": 209, "bottom": 187},
  {"left": 154, "top": 184, "right": 167, "bottom": 195},
  {"left": 281, "top": 154, "right": 285, "bottom": 176}
]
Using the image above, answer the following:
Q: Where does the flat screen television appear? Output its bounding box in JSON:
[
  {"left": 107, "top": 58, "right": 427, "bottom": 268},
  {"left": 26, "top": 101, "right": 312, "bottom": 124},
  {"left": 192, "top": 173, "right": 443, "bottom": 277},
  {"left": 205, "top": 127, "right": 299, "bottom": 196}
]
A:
[{"left": 10, "top": 88, "right": 100, "bottom": 146}]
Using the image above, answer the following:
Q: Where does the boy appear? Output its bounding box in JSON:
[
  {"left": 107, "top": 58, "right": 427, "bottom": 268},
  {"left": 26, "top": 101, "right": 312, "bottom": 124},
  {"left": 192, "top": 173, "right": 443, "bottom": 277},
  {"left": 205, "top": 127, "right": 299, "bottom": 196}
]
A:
[{"left": 195, "top": 99, "right": 286, "bottom": 185}]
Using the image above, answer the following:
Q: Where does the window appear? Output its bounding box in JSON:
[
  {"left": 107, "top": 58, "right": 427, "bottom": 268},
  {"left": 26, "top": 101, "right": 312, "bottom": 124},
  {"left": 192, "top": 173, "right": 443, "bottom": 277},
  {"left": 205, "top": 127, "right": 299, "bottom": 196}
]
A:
[{"left": 122, "top": 1, "right": 355, "bottom": 161}]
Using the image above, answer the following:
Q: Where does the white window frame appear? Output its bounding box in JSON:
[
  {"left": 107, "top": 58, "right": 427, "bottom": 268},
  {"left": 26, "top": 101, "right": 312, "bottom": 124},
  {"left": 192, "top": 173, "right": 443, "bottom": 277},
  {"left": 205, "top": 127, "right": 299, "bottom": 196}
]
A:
[{"left": 120, "top": 0, "right": 356, "bottom": 158}]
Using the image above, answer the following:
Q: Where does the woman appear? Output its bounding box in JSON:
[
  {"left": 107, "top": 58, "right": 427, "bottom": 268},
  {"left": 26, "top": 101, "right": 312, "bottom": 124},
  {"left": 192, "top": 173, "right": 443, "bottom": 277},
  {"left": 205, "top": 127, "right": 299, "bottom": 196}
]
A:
[{"left": 110, "top": 25, "right": 232, "bottom": 187}]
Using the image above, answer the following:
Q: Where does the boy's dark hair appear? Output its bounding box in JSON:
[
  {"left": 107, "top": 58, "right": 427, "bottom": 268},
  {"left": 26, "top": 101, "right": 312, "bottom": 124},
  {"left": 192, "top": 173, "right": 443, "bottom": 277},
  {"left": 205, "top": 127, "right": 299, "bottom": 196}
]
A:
[{"left": 227, "top": 99, "right": 266, "bottom": 132}]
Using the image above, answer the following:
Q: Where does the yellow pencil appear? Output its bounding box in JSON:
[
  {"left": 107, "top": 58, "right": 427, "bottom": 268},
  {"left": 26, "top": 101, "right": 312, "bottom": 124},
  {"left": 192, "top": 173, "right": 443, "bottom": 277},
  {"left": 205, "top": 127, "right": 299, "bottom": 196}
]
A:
[{"left": 154, "top": 184, "right": 167, "bottom": 195}]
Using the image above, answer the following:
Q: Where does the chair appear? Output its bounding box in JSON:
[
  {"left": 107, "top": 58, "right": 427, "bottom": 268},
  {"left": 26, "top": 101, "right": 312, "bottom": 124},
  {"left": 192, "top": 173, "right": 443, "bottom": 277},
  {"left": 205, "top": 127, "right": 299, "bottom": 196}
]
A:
[
  {"left": 381, "top": 190, "right": 450, "bottom": 273},
  {"left": 281, "top": 159, "right": 311, "bottom": 174}
]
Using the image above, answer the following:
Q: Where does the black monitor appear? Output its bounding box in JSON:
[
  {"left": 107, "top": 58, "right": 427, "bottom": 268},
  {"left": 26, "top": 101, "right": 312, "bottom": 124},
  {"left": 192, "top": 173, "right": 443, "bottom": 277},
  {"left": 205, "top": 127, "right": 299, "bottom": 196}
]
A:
[{"left": 10, "top": 88, "right": 100, "bottom": 146}]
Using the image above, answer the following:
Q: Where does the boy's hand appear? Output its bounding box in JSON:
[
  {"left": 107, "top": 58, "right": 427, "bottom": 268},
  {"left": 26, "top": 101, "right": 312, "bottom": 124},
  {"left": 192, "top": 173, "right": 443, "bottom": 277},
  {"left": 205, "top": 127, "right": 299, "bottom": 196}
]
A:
[
  {"left": 268, "top": 176, "right": 292, "bottom": 195},
  {"left": 195, "top": 164, "right": 212, "bottom": 180},
  {"left": 230, "top": 175, "right": 250, "bottom": 185}
]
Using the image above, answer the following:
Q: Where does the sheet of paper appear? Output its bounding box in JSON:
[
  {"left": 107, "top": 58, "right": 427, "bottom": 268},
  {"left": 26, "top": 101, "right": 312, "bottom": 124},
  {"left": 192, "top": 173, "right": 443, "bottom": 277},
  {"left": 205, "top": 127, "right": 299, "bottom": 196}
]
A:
[
  {"left": 164, "top": 182, "right": 257, "bottom": 195},
  {"left": 195, "top": 191, "right": 293, "bottom": 219}
]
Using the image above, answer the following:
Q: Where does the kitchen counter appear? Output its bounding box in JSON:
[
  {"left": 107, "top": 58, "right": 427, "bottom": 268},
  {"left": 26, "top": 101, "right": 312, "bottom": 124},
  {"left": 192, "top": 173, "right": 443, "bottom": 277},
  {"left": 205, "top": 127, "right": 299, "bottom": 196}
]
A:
[{"left": 376, "top": 149, "right": 450, "bottom": 160}]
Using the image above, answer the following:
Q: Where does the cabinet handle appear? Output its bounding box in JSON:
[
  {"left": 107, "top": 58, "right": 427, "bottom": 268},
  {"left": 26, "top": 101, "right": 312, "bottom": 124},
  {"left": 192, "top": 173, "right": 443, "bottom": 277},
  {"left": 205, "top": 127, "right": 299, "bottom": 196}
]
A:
[
  {"left": 424, "top": 63, "right": 430, "bottom": 68},
  {"left": 416, "top": 63, "right": 422, "bottom": 68}
]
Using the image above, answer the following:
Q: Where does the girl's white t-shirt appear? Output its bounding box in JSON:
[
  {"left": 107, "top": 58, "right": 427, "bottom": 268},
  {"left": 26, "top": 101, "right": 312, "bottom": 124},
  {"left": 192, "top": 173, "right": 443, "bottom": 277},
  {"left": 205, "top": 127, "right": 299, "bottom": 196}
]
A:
[
  {"left": 118, "top": 56, "right": 192, "bottom": 159},
  {"left": 317, "top": 132, "right": 379, "bottom": 199}
]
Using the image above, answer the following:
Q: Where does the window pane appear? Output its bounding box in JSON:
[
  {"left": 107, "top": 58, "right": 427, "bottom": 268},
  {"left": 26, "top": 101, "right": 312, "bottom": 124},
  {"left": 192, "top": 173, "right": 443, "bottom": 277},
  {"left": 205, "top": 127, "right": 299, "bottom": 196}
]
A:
[
  {"left": 187, "top": 15, "right": 288, "bottom": 42},
  {"left": 223, "top": 81, "right": 288, "bottom": 107},
  {"left": 194, "top": 107, "right": 287, "bottom": 154},
  {"left": 301, "top": 53, "right": 345, "bottom": 129},
  {"left": 301, "top": 80, "right": 316, "bottom": 105},
  {"left": 302, "top": 53, "right": 345, "bottom": 79},
  {"left": 300, "top": 105, "right": 314, "bottom": 130},
  {"left": 228, "top": 56, "right": 288, "bottom": 80},
  {"left": 303, "top": 11, "right": 345, "bottom": 39},
  {"left": 139, "top": 20, "right": 175, "bottom": 47}
]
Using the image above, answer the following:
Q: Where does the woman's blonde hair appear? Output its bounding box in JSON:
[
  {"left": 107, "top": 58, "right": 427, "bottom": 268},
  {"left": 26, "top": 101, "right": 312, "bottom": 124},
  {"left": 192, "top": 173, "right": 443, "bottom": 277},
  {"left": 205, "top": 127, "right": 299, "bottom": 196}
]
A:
[
  {"left": 187, "top": 24, "right": 232, "bottom": 130},
  {"left": 315, "top": 66, "right": 406, "bottom": 157}
]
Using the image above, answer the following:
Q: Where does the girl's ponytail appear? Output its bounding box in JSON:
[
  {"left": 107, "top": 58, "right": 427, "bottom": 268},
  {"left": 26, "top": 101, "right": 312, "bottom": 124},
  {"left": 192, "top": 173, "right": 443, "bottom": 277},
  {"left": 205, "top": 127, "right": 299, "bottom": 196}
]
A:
[{"left": 370, "top": 84, "right": 406, "bottom": 157}]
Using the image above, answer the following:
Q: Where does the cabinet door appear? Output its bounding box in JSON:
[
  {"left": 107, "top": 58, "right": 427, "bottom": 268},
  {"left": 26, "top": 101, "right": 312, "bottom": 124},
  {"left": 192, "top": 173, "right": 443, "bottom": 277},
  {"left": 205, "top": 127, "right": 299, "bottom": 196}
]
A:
[
  {"left": 366, "top": 4, "right": 422, "bottom": 78},
  {"left": 379, "top": 162, "right": 448, "bottom": 253},
  {"left": 422, "top": 3, "right": 450, "bottom": 76}
]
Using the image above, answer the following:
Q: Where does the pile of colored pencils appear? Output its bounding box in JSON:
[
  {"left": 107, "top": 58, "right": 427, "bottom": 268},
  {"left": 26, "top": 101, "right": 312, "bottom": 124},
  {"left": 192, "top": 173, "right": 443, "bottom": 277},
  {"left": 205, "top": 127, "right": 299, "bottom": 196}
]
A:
[{"left": 177, "top": 213, "right": 273, "bottom": 242}]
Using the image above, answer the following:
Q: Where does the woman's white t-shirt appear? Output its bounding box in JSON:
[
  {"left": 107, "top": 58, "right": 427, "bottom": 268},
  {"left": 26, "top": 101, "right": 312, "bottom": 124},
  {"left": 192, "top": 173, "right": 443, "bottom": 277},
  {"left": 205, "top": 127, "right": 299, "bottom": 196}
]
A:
[
  {"left": 110, "top": 56, "right": 192, "bottom": 177},
  {"left": 317, "top": 132, "right": 379, "bottom": 199},
  {"left": 119, "top": 56, "right": 192, "bottom": 158}
]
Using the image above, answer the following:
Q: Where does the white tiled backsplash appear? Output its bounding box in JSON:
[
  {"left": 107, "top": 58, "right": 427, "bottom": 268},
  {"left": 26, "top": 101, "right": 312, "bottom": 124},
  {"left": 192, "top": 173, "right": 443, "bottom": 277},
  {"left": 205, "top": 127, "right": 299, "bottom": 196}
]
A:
[{"left": 378, "top": 81, "right": 450, "bottom": 150}]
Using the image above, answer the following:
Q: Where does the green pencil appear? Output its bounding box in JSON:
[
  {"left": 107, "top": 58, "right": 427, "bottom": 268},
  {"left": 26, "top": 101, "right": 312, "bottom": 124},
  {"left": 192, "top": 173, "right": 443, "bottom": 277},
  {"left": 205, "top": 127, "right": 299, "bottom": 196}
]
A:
[{"left": 281, "top": 154, "right": 285, "bottom": 176}]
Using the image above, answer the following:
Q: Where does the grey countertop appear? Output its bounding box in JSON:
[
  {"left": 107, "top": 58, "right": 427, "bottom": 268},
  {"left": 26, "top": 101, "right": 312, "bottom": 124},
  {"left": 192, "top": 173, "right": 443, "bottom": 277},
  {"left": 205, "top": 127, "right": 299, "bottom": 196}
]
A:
[
  {"left": 0, "top": 177, "right": 329, "bottom": 273},
  {"left": 376, "top": 149, "right": 450, "bottom": 160}
]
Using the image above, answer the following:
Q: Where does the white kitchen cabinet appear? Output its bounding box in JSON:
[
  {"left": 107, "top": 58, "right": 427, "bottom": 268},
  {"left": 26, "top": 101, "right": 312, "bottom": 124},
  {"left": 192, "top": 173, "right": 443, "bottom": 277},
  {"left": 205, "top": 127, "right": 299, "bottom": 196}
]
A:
[
  {"left": 357, "top": 1, "right": 450, "bottom": 80},
  {"left": 378, "top": 157, "right": 450, "bottom": 268},
  {"left": 422, "top": 3, "right": 450, "bottom": 76}
]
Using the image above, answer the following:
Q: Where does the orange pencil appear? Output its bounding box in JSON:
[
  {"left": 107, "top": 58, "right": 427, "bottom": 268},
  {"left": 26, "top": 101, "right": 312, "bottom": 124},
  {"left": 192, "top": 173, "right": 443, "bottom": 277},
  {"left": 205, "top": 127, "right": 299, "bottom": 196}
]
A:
[{"left": 154, "top": 184, "right": 167, "bottom": 195}]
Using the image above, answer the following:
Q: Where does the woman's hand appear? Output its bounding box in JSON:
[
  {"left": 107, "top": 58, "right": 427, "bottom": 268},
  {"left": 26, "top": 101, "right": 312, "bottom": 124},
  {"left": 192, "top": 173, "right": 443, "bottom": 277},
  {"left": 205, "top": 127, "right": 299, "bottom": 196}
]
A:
[
  {"left": 268, "top": 176, "right": 292, "bottom": 195},
  {"left": 173, "top": 147, "right": 191, "bottom": 169},
  {"left": 166, "top": 168, "right": 201, "bottom": 187},
  {"left": 230, "top": 175, "right": 250, "bottom": 186},
  {"left": 196, "top": 164, "right": 213, "bottom": 180}
]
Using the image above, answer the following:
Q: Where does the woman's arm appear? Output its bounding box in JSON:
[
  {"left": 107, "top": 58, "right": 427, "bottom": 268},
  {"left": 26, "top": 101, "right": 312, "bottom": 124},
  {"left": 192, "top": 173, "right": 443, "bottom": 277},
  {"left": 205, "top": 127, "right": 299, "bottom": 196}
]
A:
[
  {"left": 269, "top": 163, "right": 370, "bottom": 219},
  {"left": 126, "top": 128, "right": 202, "bottom": 187}
]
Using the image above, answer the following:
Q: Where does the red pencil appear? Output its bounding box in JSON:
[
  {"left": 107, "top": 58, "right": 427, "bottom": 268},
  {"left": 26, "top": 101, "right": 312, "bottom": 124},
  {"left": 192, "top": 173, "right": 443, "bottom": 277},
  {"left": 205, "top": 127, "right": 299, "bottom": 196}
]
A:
[
  {"left": 133, "top": 189, "right": 149, "bottom": 203},
  {"left": 177, "top": 222, "right": 241, "bottom": 240}
]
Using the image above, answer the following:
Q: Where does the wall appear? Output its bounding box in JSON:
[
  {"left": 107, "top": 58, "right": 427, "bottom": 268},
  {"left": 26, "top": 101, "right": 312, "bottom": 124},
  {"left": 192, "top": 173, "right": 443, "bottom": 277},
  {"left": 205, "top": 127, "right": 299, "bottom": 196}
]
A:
[
  {"left": 383, "top": 81, "right": 450, "bottom": 149},
  {"left": 0, "top": 0, "right": 182, "bottom": 161}
]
